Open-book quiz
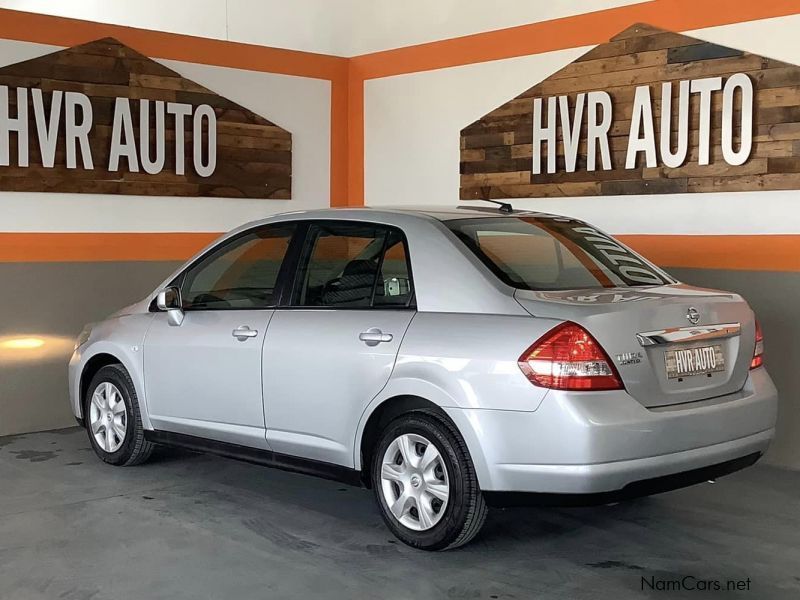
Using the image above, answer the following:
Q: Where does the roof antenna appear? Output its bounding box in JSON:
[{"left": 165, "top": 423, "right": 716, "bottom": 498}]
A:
[{"left": 478, "top": 199, "right": 514, "bottom": 213}]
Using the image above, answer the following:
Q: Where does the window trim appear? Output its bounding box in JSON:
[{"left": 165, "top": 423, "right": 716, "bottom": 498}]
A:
[
  {"left": 279, "top": 219, "right": 416, "bottom": 311},
  {"left": 151, "top": 222, "right": 302, "bottom": 313}
]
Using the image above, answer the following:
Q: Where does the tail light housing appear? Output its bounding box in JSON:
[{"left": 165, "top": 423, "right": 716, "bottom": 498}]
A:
[
  {"left": 518, "top": 321, "right": 623, "bottom": 391},
  {"left": 750, "top": 320, "right": 764, "bottom": 369}
]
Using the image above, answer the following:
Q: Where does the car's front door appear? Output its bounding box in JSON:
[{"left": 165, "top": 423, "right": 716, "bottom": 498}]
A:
[
  {"left": 144, "top": 223, "right": 297, "bottom": 448},
  {"left": 263, "top": 221, "right": 416, "bottom": 466}
]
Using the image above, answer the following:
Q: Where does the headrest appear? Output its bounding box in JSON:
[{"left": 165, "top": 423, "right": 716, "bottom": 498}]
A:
[{"left": 341, "top": 259, "right": 377, "bottom": 278}]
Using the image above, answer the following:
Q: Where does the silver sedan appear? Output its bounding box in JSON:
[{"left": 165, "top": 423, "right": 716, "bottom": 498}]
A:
[{"left": 69, "top": 206, "right": 777, "bottom": 550}]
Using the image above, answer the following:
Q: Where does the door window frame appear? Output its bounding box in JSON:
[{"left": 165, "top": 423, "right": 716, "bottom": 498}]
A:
[
  {"left": 150, "top": 221, "right": 304, "bottom": 313},
  {"left": 278, "top": 220, "right": 416, "bottom": 311}
]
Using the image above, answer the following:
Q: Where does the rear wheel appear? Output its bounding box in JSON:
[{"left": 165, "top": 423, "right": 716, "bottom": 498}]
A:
[
  {"left": 85, "top": 364, "right": 153, "bottom": 466},
  {"left": 371, "top": 410, "right": 487, "bottom": 550}
]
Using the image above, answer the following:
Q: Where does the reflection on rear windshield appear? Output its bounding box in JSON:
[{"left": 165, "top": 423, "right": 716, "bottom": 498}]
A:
[{"left": 446, "top": 216, "right": 674, "bottom": 291}]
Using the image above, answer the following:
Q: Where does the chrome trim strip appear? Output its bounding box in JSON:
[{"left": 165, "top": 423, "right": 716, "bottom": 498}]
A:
[{"left": 636, "top": 323, "right": 741, "bottom": 347}]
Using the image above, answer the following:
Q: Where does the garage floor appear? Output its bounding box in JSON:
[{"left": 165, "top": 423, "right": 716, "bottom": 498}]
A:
[{"left": 1, "top": 429, "right": 798, "bottom": 600}]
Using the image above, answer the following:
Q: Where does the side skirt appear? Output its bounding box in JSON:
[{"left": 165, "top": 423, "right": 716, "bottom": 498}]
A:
[{"left": 144, "top": 430, "right": 364, "bottom": 488}]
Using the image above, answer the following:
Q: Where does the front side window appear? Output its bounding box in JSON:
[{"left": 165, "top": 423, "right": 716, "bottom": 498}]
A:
[
  {"left": 292, "top": 222, "right": 413, "bottom": 308},
  {"left": 447, "top": 216, "right": 674, "bottom": 291},
  {"left": 181, "top": 224, "right": 296, "bottom": 310}
]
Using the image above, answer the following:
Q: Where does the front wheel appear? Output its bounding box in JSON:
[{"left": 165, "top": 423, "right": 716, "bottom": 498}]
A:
[
  {"left": 371, "top": 410, "right": 487, "bottom": 550},
  {"left": 85, "top": 364, "right": 153, "bottom": 466}
]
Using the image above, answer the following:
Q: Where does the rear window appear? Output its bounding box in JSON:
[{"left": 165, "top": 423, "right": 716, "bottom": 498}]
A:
[{"left": 446, "top": 216, "right": 674, "bottom": 291}]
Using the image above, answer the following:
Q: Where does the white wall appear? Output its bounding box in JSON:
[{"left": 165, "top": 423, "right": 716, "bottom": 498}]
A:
[
  {"left": 0, "top": 0, "right": 351, "bottom": 55},
  {"left": 0, "top": 39, "right": 331, "bottom": 234},
  {"left": 0, "top": 0, "right": 230, "bottom": 41},
  {"left": 227, "top": 0, "right": 355, "bottom": 57},
  {"left": 364, "top": 47, "right": 588, "bottom": 210},
  {"left": 349, "top": 0, "right": 647, "bottom": 55},
  {"left": 0, "top": 0, "right": 648, "bottom": 56}
]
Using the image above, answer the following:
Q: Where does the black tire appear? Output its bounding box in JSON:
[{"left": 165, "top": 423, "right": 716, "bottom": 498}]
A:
[
  {"left": 84, "top": 364, "right": 154, "bottom": 466},
  {"left": 371, "top": 409, "right": 487, "bottom": 550}
]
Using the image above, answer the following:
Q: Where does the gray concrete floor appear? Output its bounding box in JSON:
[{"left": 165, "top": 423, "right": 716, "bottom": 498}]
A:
[{"left": 1, "top": 429, "right": 798, "bottom": 600}]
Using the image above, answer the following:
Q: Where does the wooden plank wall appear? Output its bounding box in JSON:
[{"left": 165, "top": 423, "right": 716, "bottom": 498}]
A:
[
  {"left": 460, "top": 23, "right": 800, "bottom": 199},
  {"left": 0, "top": 38, "right": 292, "bottom": 199}
]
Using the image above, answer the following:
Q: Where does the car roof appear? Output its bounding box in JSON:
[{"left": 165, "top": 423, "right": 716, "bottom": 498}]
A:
[{"left": 265, "top": 205, "right": 564, "bottom": 223}]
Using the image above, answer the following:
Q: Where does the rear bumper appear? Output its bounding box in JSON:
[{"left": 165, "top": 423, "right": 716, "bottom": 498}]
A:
[
  {"left": 484, "top": 451, "right": 762, "bottom": 507},
  {"left": 444, "top": 367, "right": 778, "bottom": 494},
  {"left": 483, "top": 430, "right": 771, "bottom": 498}
]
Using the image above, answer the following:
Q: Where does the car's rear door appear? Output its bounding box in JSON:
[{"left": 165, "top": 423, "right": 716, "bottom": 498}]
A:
[
  {"left": 262, "top": 220, "right": 416, "bottom": 466},
  {"left": 144, "top": 223, "right": 297, "bottom": 448}
]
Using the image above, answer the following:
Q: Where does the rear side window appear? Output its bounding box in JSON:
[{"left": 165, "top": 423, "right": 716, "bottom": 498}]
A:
[
  {"left": 292, "top": 222, "right": 413, "bottom": 308},
  {"left": 181, "top": 224, "right": 296, "bottom": 309},
  {"left": 446, "top": 216, "right": 673, "bottom": 291}
]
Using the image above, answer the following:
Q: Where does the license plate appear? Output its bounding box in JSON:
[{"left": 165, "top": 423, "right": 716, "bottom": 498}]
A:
[{"left": 664, "top": 345, "right": 725, "bottom": 379}]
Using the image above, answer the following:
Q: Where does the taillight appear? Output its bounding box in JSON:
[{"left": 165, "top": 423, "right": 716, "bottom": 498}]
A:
[
  {"left": 518, "top": 321, "right": 623, "bottom": 391},
  {"left": 750, "top": 320, "right": 764, "bottom": 369}
]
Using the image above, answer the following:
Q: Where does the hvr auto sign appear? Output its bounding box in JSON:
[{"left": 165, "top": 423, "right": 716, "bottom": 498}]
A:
[
  {"left": 532, "top": 73, "right": 754, "bottom": 174},
  {"left": 0, "top": 85, "right": 217, "bottom": 176}
]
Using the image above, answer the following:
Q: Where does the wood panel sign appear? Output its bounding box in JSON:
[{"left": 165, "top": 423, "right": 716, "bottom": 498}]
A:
[
  {"left": 0, "top": 37, "right": 291, "bottom": 198},
  {"left": 460, "top": 23, "right": 800, "bottom": 199}
]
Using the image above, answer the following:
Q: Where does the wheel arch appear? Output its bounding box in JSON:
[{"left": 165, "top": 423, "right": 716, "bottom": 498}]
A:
[
  {"left": 78, "top": 353, "right": 124, "bottom": 425},
  {"left": 75, "top": 341, "right": 148, "bottom": 429},
  {"left": 358, "top": 395, "right": 440, "bottom": 487},
  {"left": 355, "top": 393, "right": 491, "bottom": 490}
]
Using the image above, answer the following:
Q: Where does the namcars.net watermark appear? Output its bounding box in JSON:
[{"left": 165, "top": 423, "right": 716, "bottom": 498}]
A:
[{"left": 642, "top": 575, "right": 752, "bottom": 592}]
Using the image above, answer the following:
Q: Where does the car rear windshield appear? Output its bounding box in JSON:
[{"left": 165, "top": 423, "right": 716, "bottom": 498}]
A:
[{"left": 446, "top": 216, "right": 675, "bottom": 291}]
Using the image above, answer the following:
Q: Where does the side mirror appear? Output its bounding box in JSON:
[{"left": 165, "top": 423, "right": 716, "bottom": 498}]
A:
[{"left": 156, "top": 286, "right": 184, "bottom": 326}]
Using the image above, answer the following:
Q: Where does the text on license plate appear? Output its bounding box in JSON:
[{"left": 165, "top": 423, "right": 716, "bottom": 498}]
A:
[{"left": 664, "top": 345, "right": 725, "bottom": 379}]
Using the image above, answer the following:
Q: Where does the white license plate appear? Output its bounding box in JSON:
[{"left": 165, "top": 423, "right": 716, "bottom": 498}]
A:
[{"left": 664, "top": 345, "right": 725, "bottom": 379}]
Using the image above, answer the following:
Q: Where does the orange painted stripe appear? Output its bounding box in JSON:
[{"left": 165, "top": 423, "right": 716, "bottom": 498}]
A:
[
  {"left": 346, "top": 64, "right": 366, "bottom": 207},
  {"left": 329, "top": 76, "right": 351, "bottom": 207},
  {"left": 619, "top": 235, "right": 800, "bottom": 272},
  {"left": 345, "top": 0, "right": 800, "bottom": 206},
  {"left": 0, "top": 233, "right": 798, "bottom": 271},
  {"left": 0, "top": 233, "right": 221, "bottom": 263}
]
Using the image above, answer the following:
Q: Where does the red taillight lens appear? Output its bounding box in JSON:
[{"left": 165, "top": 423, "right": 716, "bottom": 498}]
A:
[
  {"left": 518, "top": 321, "right": 623, "bottom": 391},
  {"left": 750, "top": 320, "right": 764, "bottom": 369}
]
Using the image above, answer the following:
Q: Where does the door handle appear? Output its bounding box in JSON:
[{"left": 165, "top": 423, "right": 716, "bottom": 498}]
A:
[
  {"left": 359, "top": 328, "right": 393, "bottom": 346},
  {"left": 232, "top": 326, "right": 258, "bottom": 341}
]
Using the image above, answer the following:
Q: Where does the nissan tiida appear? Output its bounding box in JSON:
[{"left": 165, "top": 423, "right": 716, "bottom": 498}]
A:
[{"left": 69, "top": 206, "right": 777, "bottom": 550}]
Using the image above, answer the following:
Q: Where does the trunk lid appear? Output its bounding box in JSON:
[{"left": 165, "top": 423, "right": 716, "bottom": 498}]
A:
[{"left": 515, "top": 284, "right": 756, "bottom": 407}]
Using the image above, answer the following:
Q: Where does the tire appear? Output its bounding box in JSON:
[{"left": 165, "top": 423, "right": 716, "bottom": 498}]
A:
[
  {"left": 84, "top": 364, "right": 154, "bottom": 466},
  {"left": 371, "top": 409, "right": 487, "bottom": 550}
]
